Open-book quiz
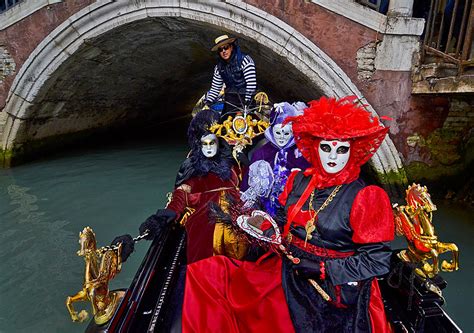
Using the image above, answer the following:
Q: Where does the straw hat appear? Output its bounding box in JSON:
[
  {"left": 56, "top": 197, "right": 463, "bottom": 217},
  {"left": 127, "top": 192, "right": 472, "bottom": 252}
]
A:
[{"left": 211, "top": 34, "right": 236, "bottom": 51}]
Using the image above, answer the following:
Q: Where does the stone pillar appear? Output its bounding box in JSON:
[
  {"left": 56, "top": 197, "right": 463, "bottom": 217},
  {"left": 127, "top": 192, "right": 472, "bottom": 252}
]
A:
[
  {"left": 388, "top": 0, "right": 414, "bottom": 17},
  {"left": 374, "top": 0, "right": 423, "bottom": 72}
]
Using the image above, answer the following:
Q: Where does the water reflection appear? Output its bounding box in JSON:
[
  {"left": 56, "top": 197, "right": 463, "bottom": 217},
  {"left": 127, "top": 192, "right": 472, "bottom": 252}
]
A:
[
  {"left": 1, "top": 178, "right": 80, "bottom": 332},
  {"left": 0, "top": 140, "right": 472, "bottom": 332}
]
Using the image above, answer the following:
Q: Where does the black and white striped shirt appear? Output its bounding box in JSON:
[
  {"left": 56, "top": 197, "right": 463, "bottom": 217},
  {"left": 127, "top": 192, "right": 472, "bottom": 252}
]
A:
[{"left": 205, "top": 55, "right": 257, "bottom": 104}]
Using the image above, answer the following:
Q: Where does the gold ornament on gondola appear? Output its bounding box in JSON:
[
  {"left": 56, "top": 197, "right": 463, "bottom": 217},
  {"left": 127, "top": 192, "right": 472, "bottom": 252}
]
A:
[
  {"left": 209, "top": 114, "right": 269, "bottom": 148},
  {"left": 208, "top": 91, "right": 271, "bottom": 148},
  {"left": 254, "top": 92, "right": 270, "bottom": 113},
  {"left": 66, "top": 227, "right": 125, "bottom": 325},
  {"left": 394, "top": 184, "right": 459, "bottom": 279}
]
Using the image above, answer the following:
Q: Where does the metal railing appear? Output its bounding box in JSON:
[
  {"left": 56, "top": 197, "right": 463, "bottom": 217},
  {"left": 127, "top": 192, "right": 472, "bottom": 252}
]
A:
[
  {"left": 422, "top": 0, "right": 474, "bottom": 72},
  {"left": 0, "top": 0, "right": 22, "bottom": 14}
]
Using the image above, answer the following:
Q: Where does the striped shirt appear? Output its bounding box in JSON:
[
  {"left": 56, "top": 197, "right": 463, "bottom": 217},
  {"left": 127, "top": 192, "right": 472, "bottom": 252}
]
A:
[{"left": 205, "top": 55, "right": 257, "bottom": 104}]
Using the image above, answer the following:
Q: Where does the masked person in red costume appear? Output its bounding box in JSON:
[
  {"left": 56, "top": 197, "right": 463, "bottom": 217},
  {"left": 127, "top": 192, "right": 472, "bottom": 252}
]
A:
[
  {"left": 112, "top": 110, "right": 247, "bottom": 264},
  {"left": 182, "top": 96, "right": 394, "bottom": 333},
  {"left": 156, "top": 109, "right": 249, "bottom": 263}
]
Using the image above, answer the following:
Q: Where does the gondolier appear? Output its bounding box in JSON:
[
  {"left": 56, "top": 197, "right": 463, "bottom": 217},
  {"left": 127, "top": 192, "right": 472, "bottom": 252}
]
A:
[{"left": 204, "top": 34, "right": 257, "bottom": 113}]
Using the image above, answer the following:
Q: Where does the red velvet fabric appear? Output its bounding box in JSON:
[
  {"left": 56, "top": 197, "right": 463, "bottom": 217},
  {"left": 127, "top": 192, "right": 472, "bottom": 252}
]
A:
[
  {"left": 182, "top": 255, "right": 391, "bottom": 333},
  {"left": 167, "top": 188, "right": 188, "bottom": 216},
  {"left": 369, "top": 279, "right": 392, "bottom": 333},
  {"left": 168, "top": 168, "right": 240, "bottom": 264},
  {"left": 182, "top": 255, "right": 295, "bottom": 333},
  {"left": 350, "top": 185, "right": 395, "bottom": 244}
]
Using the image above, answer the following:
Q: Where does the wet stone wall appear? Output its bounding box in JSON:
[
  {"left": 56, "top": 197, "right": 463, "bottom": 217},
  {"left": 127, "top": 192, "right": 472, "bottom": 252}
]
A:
[{"left": 0, "top": 45, "right": 15, "bottom": 82}]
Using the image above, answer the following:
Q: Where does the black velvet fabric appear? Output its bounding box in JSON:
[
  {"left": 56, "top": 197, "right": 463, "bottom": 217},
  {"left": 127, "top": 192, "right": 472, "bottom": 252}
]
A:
[
  {"left": 139, "top": 209, "right": 177, "bottom": 240},
  {"left": 281, "top": 246, "right": 373, "bottom": 333},
  {"left": 175, "top": 157, "right": 194, "bottom": 187}
]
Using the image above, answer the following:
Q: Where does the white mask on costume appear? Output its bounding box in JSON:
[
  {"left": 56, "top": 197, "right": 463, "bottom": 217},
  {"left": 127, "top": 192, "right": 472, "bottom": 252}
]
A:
[
  {"left": 272, "top": 124, "right": 293, "bottom": 148},
  {"left": 318, "top": 140, "right": 351, "bottom": 174},
  {"left": 201, "top": 134, "right": 219, "bottom": 158}
]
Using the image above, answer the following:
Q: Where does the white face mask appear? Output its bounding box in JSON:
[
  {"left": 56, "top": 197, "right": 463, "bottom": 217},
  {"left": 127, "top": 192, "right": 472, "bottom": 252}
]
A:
[
  {"left": 272, "top": 123, "right": 293, "bottom": 148},
  {"left": 201, "top": 134, "right": 219, "bottom": 158},
  {"left": 318, "top": 140, "right": 351, "bottom": 174}
]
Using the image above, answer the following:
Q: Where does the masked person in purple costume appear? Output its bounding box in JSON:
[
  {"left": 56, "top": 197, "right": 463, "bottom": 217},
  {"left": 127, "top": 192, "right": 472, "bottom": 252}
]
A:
[{"left": 241, "top": 102, "right": 310, "bottom": 216}]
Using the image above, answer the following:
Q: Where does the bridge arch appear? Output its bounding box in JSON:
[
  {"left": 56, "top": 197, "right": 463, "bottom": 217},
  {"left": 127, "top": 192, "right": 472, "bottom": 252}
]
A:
[{"left": 1, "top": 1, "right": 404, "bottom": 187}]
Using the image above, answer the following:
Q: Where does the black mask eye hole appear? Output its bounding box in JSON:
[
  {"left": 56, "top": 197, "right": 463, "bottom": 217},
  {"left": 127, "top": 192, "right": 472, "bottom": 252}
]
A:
[
  {"left": 337, "top": 146, "right": 350, "bottom": 154},
  {"left": 319, "top": 143, "right": 331, "bottom": 152}
]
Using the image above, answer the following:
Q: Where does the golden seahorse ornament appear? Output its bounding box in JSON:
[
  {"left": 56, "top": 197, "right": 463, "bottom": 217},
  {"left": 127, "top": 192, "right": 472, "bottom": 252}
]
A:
[
  {"left": 394, "top": 184, "right": 459, "bottom": 278},
  {"left": 66, "top": 227, "right": 124, "bottom": 325}
]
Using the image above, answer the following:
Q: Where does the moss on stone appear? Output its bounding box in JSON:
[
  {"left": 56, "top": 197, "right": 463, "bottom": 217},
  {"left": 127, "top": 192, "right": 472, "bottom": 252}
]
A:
[
  {"left": 425, "top": 128, "right": 462, "bottom": 166},
  {"left": 403, "top": 160, "right": 470, "bottom": 198},
  {"left": 0, "top": 148, "right": 13, "bottom": 168},
  {"left": 405, "top": 161, "right": 464, "bottom": 180},
  {"left": 375, "top": 168, "right": 408, "bottom": 186}
]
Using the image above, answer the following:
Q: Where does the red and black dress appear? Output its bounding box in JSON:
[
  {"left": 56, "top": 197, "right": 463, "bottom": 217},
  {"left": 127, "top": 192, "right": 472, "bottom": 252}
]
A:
[
  {"left": 182, "top": 171, "right": 394, "bottom": 333},
  {"left": 279, "top": 170, "right": 394, "bottom": 333}
]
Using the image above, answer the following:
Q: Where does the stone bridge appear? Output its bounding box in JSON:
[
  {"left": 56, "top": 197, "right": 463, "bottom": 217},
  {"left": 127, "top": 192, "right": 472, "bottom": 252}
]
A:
[{"left": 1, "top": 0, "right": 470, "bottom": 194}]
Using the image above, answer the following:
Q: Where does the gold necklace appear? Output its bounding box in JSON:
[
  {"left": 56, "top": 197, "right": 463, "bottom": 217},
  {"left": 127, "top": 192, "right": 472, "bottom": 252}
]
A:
[{"left": 304, "top": 185, "right": 342, "bottom": 246}]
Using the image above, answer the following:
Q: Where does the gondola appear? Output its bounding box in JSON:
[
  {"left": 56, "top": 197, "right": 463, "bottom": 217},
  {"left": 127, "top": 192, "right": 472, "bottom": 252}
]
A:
[
  {"left": 76, "top": 95, "right": 462, "bottom": 333},
  {"left": 84, "top": 228, "right": 461, "bottom": 333}
]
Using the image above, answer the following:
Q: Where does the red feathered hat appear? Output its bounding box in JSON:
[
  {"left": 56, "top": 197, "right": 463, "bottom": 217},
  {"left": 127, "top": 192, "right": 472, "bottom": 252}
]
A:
[{"left": 285, "top": 96, "right": 389, "bottom": 188}]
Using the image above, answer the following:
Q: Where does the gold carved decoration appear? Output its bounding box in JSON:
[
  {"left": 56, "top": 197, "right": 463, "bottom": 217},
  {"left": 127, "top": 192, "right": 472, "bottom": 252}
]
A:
[
  {"left": 394, "top": 184, "right": 459, "bottom": 278},
  {"left": 66, "top": 227, "right": 124, "bottom": 325},
  {"left": 209, "top": 114, "right": 269, "bottom": 147}
]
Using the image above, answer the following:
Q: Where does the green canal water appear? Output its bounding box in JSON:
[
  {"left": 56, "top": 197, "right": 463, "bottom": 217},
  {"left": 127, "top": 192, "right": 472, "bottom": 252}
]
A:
[{"left": 0, "top": 139, "right": 472, "bottom": 332}]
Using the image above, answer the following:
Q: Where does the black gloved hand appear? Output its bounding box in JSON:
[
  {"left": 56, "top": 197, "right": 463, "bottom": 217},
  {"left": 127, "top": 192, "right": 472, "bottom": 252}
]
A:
[
  {"left": 292, "top": 258, "right": 321, "bottom": 279},
  {"left": 236, "top": 150, "right": 250, "bottom": 166},
  {"left": 139, "top": 208, "right": 177, "bottom": 240},
  {"left": 111, "top": 234, "right": 135, "bottom": 263}
]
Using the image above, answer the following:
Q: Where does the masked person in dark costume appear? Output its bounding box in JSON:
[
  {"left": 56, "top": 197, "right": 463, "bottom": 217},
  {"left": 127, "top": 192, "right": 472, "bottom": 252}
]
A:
[
  {"left": 113, "top": 110, "right": 247, "bottom": 264},
  {"left": 181, "top": 96, "right": 394, "bottom": 333}
]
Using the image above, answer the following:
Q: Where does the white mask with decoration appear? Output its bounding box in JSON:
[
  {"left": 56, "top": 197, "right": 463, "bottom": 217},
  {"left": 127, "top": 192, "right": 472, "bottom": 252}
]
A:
[
  {"left": 201, "top": 134, "right": 219, "bottom": 158},
  {"left": 318, "top": 140, "right": 351, "bottom": 174},
  {"left": 272, "top": 123, "right": 293, "bottom": 148}
]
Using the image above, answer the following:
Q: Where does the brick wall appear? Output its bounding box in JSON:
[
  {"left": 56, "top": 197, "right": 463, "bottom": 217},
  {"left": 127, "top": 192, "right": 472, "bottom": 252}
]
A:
[{"left": 444, "top": 98, "right": 474, "bottom": 133}]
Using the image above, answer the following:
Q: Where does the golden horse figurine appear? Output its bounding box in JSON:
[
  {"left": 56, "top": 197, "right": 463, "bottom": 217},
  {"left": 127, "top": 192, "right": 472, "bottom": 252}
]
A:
[
  {"left": 66, "top": 227, "right": 125, "bottom": 325},
  {"left": 394, "top": 184, "right": 459, "bottom": 278}
]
